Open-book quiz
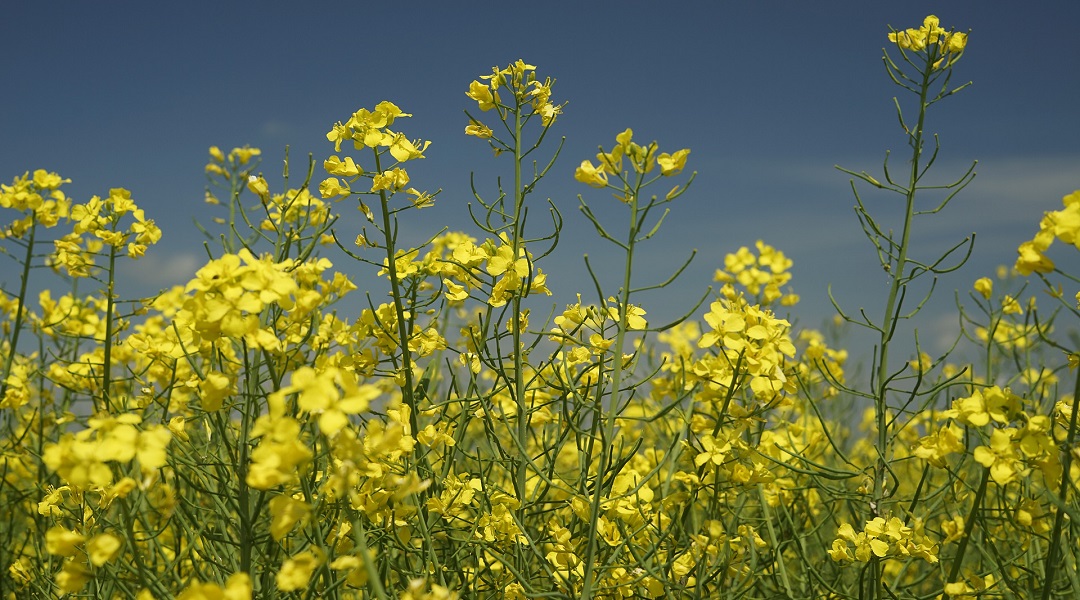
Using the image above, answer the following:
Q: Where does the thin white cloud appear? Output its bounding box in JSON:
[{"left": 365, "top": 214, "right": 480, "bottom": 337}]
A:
[
  {"left": 261, "top": 119, "right": 296, "bottom": 139},
  {"left": 117, "top": 252, "right": 201, "bottom": 296}
]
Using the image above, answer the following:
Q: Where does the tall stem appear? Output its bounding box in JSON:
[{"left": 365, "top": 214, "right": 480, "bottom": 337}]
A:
[
  {"left": 101, "top": 244, "right": 119, "bottom": 413},
  {"left": 580, "top": 176, "right": 640, "bottom": 599},
  {"left": 373, "top": 149, "right": 421, "bottom": 450},
  {"left": 870, "top": 49, "right": 934, "bottom": 597},
  {"left": 511, "top": 102, "right": 529, "bottom": 529},
  {"left": 0, "top": 216, "right": 36, "bottom": 399}
]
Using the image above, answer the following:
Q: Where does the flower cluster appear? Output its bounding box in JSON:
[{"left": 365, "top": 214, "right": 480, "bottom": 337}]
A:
[
  {"left": 323, "top": 101, "right": 431, "bottom": 200},
  {"left": 692, "top": 292, "right": 797, "bottom": 402},
  {"left": 1015, "top": 189, "right": 1080, "bottom": 275},
  {"left": 712, "top": 240, "right": 798, "bottom": 306},
  {"left": 828, "top": 516, "right": 938, "bottom": 564},
  {"left": 465, "top": 59, "right": 564, "bottom": 136},
  {"left": 204, "top": 145, "right": 261, "bottom": 179},
  {"left": 574, "top": 128, "right": 690, "bottom": 191},
  {"left": 0, "top": 169, "right": 71, "bottom": 238},
  {"left": 888, "top": 14, "right": 967, "bottom": 54}
]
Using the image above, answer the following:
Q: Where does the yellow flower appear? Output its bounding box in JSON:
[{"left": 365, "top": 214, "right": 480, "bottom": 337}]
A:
[
  {"left": 269, "top": 495, "right": 312, "bottom": 541},
  {"left": 371, "top": 168, "right": 410, "bottom": 192},
  {"left": 46, "top": 527, "right": 85, "bottom": 557},
  {"left": 56, "top": 560, "right": 92, "bottom": 594},
  {"left": 86, "top": 533, "right": 122, "bottom": 566},
  {"left": 324, "top": 155, "right": 361, "bottom": 177},
  {"left": 229, "top": 146, "right": 261, "bottom": 164},
  {"left": 946, "top": 31, "right": 968, "bottom": 52},
  {"left": 692, "top": 434, "right": 731, "bottom": 467},
  {"left": 32, "top": 169, "right": 70, "bottom": 190},
  {"left": 466, "top": 80, "right": 500, "bottom": 111},
  {"left": 1001, "top": 295, "right": 1021, "bottom": 315},
  {"left": 574, "top": 160, "right": 608, "bottom": 188},
  {"left": 276, "top": 549, "right": 324, "bottom": 592},
  {"left": 388, "top": 133, "right": 430, "bottom": 162},
  {"left": 657, "top": 148, "right": 690, "bottom": 176},
  {"left": 606, "top": 298, "right": 647, "bottom": 330},
  {"left": 246, "top": 417, "right": 313, "bottom": 489},
  {"left": 1015, "top": 228, "right": 1055, "bottom": 275},
  {"left": 247, "top": 175, "right": 270, "bottom": 198},
  {"left": 176, "top": 573, "right": 252, "bottom": 600},
  {"left": 318, "top": 177, "right": 351, "bottom": 198},
  {"left": 973, "top": 277, "right": 992, "bottom": 299},
  {"left": 270, "top": 366, "right": 378, "bottom": 437},
  {"left": 465, "top": 120, "right": 493, "bottom": 139},
  {"left": 973, "top": 428, "right": 1023, "bottom": 485}
]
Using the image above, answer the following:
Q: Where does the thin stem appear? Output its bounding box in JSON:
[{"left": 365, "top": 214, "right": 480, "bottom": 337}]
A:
[
  {"left": 870, "top": 44, "right": 938, "bottom": 598},
  {"left": 0, "top": 216, "right": 36, "bottom": 399},
  {"left": 101, "top": 243, "right": 119, "bottom": 413}
]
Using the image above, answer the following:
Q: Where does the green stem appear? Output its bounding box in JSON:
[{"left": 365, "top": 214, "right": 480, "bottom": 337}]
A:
[
  {"left": 0, "top": 216, "right": 36, "bottom": 400},
  {"left": 870, "top": 47, "right": 936, "bottom": 598},
  {"left": 947, "top": 466, "right": 989, "bottom": 584},
  {"left": 510, "top": 99, "right": 530, "bottom": 539},
  {"left": 373, "top": 149, "right": 421, "bottom": 442},
  {"left": 101, "top": 243, "right": 119, "bottom": 413},
  {"left": 580, "top": 174, "right": 640, "bottom": 599}
]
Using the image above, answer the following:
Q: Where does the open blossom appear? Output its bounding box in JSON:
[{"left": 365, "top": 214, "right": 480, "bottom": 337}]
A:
[
  {"left": 465, "top": 120, "right": 493, "bottom": 139},
  {"left": 973, "top": 428, "right": 1025, "bottom": 485},
  {"left": 323, "top": 155, "right": 361, "bottom": 177},
  {"left": 657, "top": 148, "right": 690, "bottom": 176},
  {"left": 467, "top": 80, "right": 500, "bottom": 111},
  {"left": 574, "top": 160, "right": 608, "bottom": 188}
]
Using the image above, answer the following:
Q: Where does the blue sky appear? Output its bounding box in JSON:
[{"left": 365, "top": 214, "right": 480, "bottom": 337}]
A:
[{"left": 3, "top": 1, "right": 1079, "bottom": 357}]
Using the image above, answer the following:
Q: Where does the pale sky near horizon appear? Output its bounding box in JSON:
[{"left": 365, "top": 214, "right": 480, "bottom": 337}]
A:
[{"left": 3, "top": 1, "right": 1079, "bottom": 359}]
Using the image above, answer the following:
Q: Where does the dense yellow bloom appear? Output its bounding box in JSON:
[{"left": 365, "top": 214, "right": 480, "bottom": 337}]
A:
[
  {"left": 246, "top": 417, "right": 313, "bottom": 489},
  {"left": 714, "top": 241, "right": 794, "bottom": 305},
  {"left": 1, "top": 170, "right": 72, "bottom": 239},
  {"left": 270, "top": 366, "right": 379, "bottom": 436},
  {"left": 830, "top": 517, "right": 937, "bottom": 564},
  {"left": 696, "top": 295, "right": 796, "bottom": 400}
]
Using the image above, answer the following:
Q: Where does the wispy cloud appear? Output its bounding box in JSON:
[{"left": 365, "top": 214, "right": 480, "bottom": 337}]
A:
[
  {"left": 261, "top": 119, "right": 296, "bottom": 140},
  {"left": 117, "top": 252, "right": 201, "bottom": 297}
]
